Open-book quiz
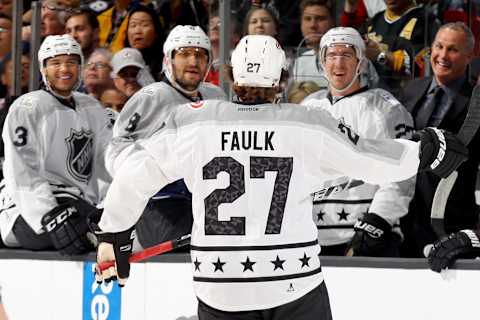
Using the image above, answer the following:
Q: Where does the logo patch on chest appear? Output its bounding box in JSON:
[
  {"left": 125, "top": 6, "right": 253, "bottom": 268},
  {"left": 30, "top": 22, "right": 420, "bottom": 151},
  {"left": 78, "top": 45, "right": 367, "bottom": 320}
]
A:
[{"left": 65, "top": 129, "right": 94, "bottom": 183}]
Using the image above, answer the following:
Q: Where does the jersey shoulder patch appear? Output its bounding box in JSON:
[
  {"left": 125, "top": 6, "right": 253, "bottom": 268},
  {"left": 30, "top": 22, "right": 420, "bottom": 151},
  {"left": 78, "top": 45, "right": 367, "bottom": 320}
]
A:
[
  {"left": 376, "top": 89, "right": 401, "bottom": 106},
  {"left": 190, "top": 101, "right": 205, "bottom": 109}
]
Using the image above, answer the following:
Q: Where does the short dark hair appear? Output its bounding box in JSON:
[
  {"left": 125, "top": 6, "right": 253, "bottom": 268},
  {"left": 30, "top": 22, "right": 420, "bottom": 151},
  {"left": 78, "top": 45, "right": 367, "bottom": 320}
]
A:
[
  {"left": 299, "top": 0, "right": 333, "bottom": 17},
  {"left": 65, "top": 8, "right": 99, "bottom": 30}
]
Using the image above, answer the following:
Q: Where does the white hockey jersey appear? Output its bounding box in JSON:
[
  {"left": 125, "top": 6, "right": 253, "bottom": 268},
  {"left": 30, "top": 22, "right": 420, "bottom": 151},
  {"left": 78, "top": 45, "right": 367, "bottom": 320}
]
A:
[
  {"left": 302, "top": 88, "right": 415, "bottom": 245},
  {"left": 99, "top": 99, "right": 420, "bottom": 311},
  {"left": 0, "top": 90, "right": 114, "bottom": 240},
  {"left": 105, "top": 81, "right": 226, "bottom": 175}
]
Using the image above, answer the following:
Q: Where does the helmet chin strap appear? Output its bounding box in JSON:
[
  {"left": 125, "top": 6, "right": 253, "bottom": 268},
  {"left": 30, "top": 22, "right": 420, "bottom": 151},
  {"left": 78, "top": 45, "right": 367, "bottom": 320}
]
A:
[{"left": 325, "top": 58, "right": 364, "bottom": 94}]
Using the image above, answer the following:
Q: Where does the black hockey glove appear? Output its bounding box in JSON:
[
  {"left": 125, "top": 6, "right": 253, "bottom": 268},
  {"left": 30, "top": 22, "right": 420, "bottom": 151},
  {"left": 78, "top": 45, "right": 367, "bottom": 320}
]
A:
[
  {"left": 347, "top": 213, "right": 394, "bottom": 257},
  {"left": 41, "top": 197, "right": 100, "bottom": 255},
  {"left": 92, "top": 223, "right": 135, "bottom": 287},
  {"left": 428, "top": 229, "right": 480, "bottom": 273},
  {"left": 412, "top": 127, "right": 468, "bottom": 178}
]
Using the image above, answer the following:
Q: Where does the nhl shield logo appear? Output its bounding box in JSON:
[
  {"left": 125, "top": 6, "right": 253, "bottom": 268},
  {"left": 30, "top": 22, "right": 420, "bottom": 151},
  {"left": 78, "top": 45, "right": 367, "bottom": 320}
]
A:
[{"left": 65, "top": 129, "right": 94, "bottom": 183}]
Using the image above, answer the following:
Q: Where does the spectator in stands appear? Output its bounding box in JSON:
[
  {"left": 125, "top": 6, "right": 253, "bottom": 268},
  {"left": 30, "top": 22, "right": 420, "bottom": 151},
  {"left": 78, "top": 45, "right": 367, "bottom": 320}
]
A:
[
  {"left": 365, "top": 0, "right": 439, "bottom": 95},
  {"left": 100, "top": 88, "right": 127, "bottom": 113},
  {"left": 0, "top": 14, "right": 11, "bottom": 63},
  {"left": 340, "top": 0, "right": 386, "bottom": 31},
  {"left": 0, "top": 35, "right": 114, "bottom": 254},
  {"left": 287, "top": 80, "right": 320, "bottom": 103},
  {"left": 82, "top": 48, "right": 114, "bottom": 100},
  {"left": 399, "top": 22, "right": 480, "bottom": 257},
  {"left": 97, "top": 0, "right": 135, "bottom": 53},
  {"left": 243, "top": 5, "right": 279, "bottom": 39},
  {"left": 41, "top": 0, "right": 69, "bottom": 37},
  {"left": 0, "top": 45, "right": 30, "bottom": 108},
  {"left": 106, "top": 25, "right": 225, "bottom": 250},
  {"left": 290, "top": 0, "right": 334, "bottom": 86},
  {"left": 110, "top": 47, "right": 154, "bottom": 99},
  {"left": 124, "top": 5, "right": 165, "bottom": 81},
  {"left": 205, "top": 7, "right": 241, "bottom": 86},
  {"left": 65, "top": 8, "right": 99, "bottom": 62},
  {"left": 302, "top": 27, "right": 414, "bottom": 257}
]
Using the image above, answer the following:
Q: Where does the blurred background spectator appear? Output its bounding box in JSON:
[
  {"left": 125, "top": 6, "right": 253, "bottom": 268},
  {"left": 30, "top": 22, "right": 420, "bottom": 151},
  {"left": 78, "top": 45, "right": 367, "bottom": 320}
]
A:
[
  {"left": 100, "top": 87, "right": 127, "bottom": 113},
  {"left": 243, "top": 4, "right": 279, "bottom": 39},
  {"left": 65, "top": 8, "right": 99, "bottom": 62},
  {"left": 365, "top": 0, "right": 439, "bottom": 96},
  {"left": 97, "top": 0, "right": 135, "bottom": 53},
  {"left": 124, "top": 4, "right": 165, "bottom": 81},
  {"left": 82, "top": 48, "right": 114, "bottom": 99},
  {"left": 205, "top": 5, "right": 241, "bottom": 86},
  {"left": 0, "top": 14, "right": 11, "bottom": 63},
  {"left": 110, "top": 47, "right": 154, "bottom": 99}
]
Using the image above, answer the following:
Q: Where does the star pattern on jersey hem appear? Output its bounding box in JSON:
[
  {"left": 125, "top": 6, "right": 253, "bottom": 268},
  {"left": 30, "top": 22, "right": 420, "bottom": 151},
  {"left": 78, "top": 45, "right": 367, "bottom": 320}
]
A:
[
  {"left": 241, "top": 256, "right": 256, "bottom": 272},
  {"left": 194, "top": 257, "right": 201, "bottom": 271},
  {"left": 212, "top": 257, "right": 226, "bottom": 272},
  {"left": 193, "top": 265, "right": 322, "bottom": 283},
  {"left": 337, "top": 209, "right": 350, "bottom": 221},
  {"left": 299, "top": 252, "right": 311, "bottom": 268},
  {"left": 271, "top": 255, "right": 286, "bottom": 270}
]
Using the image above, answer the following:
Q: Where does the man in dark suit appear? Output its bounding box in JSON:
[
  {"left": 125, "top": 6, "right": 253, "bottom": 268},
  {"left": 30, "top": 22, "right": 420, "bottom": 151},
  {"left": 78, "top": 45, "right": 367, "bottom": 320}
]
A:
[{"left": 399, "top": 22, "right": 480, "bottom": 257}]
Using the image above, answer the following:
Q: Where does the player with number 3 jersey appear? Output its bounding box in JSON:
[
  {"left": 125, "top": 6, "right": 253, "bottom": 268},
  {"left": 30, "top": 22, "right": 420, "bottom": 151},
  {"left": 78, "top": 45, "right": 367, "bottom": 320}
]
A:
[{"left": 0, "top": 35, "right": 114, "bottom": 254}]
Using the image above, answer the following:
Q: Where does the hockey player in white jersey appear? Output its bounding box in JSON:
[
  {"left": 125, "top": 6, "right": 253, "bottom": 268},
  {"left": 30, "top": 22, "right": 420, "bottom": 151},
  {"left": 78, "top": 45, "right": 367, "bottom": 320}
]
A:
[
  {"left": 93, "top": 35, "right": 467, "bottom": 319},
  {"left": 302, "top": 27, "right": 415, "bottom": 256},
  {"left": 0, "top": 35, "right": 114, "bottom": 255},
  {"left": 106, "top": 25, "right": 226, "bottom": 249}
]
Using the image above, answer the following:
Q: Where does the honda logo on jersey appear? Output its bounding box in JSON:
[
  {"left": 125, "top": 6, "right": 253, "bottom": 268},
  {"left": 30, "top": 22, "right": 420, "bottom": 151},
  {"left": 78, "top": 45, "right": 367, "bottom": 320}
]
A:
[{"left": 65, "top": 129, "right": 94, "bottom": 183}]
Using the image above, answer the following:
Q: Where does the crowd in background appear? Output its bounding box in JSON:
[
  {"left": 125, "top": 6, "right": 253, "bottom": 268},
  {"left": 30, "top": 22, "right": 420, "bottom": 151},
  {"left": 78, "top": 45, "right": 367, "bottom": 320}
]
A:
[{"left": 0, "top": 0, "right": 479, "bottom": 260}]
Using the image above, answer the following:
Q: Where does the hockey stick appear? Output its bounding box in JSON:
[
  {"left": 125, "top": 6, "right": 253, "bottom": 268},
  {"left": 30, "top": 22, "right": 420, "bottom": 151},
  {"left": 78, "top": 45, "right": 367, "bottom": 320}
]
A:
[
  {"left": 98, "top": 234, "right": 191, "bottom": 271},
  {"left": 431, "top": 85, "right": 480, "bottom": 237}
]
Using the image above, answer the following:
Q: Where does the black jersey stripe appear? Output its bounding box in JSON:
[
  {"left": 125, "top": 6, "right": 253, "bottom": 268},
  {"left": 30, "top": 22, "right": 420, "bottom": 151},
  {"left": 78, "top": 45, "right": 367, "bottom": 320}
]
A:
[
  {"left": 0, "top": 204, "right": 15, "bottom": 213},
  {"left": 190, "top": 239, "right": 318, "bottom": 252},
  {"left": 193, "top": 265, "right": 322, "bottom": 283},
  {"left": 313, "top": 199, "right": 373, "bottom": 205}
]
